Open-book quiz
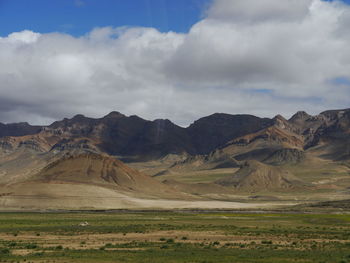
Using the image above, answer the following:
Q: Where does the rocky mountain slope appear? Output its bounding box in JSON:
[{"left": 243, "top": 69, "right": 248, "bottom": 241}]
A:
[
  {"left": 216, "top": 160, "right": 306, "bottom": 191},
  {"left": 0, "top": 108, "right": 349, "bottom": 210},
  {"left": 34, "top": 152, "right": 179, "bottom": 197},
  {"left": 0, "top": 152, "right": 187, "bottom": 210},
  {"left": 1, "top": 109, "right": 348, "bottom": 160}
]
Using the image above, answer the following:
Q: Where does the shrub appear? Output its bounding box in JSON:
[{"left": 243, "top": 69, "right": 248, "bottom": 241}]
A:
[
  {"left": 0, "top": 247, "right": 10, "bottom": 254},
  {"left": 25, "top": 243, "right": 37, "bottom": 249},
  {"left": 166, "top": 238, "right": 174, "bottom": 244}
]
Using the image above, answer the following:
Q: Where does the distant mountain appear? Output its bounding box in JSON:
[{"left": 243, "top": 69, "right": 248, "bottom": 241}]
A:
[
  {"left": 187, "top": 113, "right": 273, "bottom": 154},
  {"left": 0, "top": 122, "right": 42, "bottom": 138},
  {"left": 0, "top": 108, "right": 349, "bottom": 210},
  {"left": 290, "top": 108, "right": 350, "bottom": 160},
  {"left": 0, "top": 108, "right": 349, "bottom": 161}
]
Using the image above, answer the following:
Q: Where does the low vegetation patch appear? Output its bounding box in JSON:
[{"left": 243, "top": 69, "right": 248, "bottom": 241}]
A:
[{"left": 0, "top": 212, "right": 349, "bottom": 262}]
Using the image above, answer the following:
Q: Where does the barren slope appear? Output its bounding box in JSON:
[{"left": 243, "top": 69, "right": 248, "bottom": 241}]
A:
[
  {"left": 0, "top": 153, "right": 189, "bottom": 210},
  {"left": 216, "top": 161, "right": 306, "bottom": 191}
]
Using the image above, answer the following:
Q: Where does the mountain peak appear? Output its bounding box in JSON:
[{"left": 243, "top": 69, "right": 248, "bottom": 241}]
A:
[
  {"left": 103, "top": 111, "right": 125, "bottom": 119},
  {"left": 72, "top": 114, "right": 86, "bottom": 120},
  {"left": 289, "top": 111, "right": 312, "bottom": 122},
  {"left": 273, "top": 114, "right": 287, "bottom": 121},
  {"left": 153, "top": 119, "right": 172, "bottom": 124},
  {"left": 272, "top": 114, "right": 289, "bottom": 129}
]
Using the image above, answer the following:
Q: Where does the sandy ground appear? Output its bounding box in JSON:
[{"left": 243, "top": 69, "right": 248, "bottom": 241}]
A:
[
  {"left": 0, "top": 181, "right": 302, "bottom": 211},
  {"left": 124, "top": 198, "right": 299, "bottom": 209},
  {"left": 0, "top": 194, "right": 299, "bottom": 211}
]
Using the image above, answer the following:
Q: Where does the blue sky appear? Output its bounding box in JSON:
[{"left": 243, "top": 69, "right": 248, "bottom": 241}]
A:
[{"left": 0, "top": 0, "right": 212, "bottom": 36}]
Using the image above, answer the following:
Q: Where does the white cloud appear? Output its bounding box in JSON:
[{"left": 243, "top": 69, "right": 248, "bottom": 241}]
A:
[
  {"left": 0, "top": 0, "right": 349, "bottom": 126},
  {"left": 207, "top": 0, "right": 314, "bottom": 22},
  {"left": 4, "top": 30, "right": 41, "bottom": 44}
]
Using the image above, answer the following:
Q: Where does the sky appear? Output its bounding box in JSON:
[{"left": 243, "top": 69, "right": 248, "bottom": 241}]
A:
[
  {"left": 0, "top": 0, "right": 350, "bottom": 126},
  {"left": 0, "top": 0, "right": 211, "bottom": 35}
]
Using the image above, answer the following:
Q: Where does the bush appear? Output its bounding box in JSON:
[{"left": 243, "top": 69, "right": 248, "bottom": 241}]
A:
[
  {"left": 25, "top": 243, "right": 37, "bottom": 249},
  {"left": 166, "top": 238, "right": 174, "bottom": 244},
  {"left": 0, "top": 247, "right": 10, "bottom": 254}
]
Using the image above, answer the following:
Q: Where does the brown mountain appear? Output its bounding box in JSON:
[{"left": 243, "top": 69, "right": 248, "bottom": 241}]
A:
[
  {"left": 47, "top": 113, "right": 195, "bottom": 158},
  {"left": 0, "top": 112, "right": 274, "bottom": 159},
  {"left": 216, "top": 160, "right": 305, "bottom": 191},
  {"left": 289, "top": 109, "right": 350, "bottom": 160},
  {"left": 34, "top": 152, "right": 179, "bottom": 196},
  {"left": 0, "top": 108, "right": 349, "bottom": 210},
  {"left": 0, "top": 152, "right": 185, "bottom": 210},
  {"left": 0, "top": 108, "right": 349, "bottom": 161}
]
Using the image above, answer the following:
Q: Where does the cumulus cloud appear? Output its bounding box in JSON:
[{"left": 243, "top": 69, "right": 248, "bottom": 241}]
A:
[
  {"left": 207, "top": 0, "right": 314, "bottom": 22},
  {"left": 0, "top": 0, "right": 349, "bottom": 126}
]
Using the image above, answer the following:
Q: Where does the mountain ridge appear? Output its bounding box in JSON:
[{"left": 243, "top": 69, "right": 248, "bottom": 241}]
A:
[
  {"left": 0, "top": 108, "right": 349, "bottom": 160},
  {"left": 0, "top": 108, "right": 349, "bottom": 210}
]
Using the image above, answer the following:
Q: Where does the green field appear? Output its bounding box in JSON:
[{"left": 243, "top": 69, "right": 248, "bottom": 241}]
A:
[{"left": 0, "top": 212, "right": 350, "bottom": 262}]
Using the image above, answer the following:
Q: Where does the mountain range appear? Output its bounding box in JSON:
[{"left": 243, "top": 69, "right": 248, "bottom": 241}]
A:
[{"left": 0, "top": 108, "right": 349, "bottom": 210}]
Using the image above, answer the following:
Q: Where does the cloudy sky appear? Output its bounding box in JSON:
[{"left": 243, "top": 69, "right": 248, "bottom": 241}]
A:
[{"left": 0, "top": 0, "right": 350, "bottom": 126}]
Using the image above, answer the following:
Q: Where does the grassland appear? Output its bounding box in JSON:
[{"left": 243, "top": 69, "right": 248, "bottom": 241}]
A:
[{"left": 0, "top": 212, "right": 350, "bottom": 262}]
